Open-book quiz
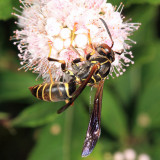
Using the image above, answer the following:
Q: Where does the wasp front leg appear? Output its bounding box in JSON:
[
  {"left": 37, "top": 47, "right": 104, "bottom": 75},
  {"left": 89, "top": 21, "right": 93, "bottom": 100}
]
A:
[
  {"left": 70, "top": 22, "right": 85, "bottom": 62},
  {"left": 86, "top": 29, "right": 96, "bottom": 60},
  {"left": 47, "top": 41, "right": 55, "bottom": 83},
  {"left": 47, "top": 57, "right": 76, "bottom": 78},
  {"left": 115, "top": 49, "right": 124, "bottom": 55}
]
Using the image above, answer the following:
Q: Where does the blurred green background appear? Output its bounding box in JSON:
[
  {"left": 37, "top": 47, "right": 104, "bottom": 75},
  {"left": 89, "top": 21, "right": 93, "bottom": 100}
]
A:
[{"left": 0, "top": 0, "right": 160, "bottom": 160}]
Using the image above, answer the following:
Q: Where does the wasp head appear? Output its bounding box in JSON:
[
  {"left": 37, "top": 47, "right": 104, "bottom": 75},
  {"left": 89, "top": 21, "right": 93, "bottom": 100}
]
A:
[{"left": 96, "top": 43, "right": 115, "bottom": 62}]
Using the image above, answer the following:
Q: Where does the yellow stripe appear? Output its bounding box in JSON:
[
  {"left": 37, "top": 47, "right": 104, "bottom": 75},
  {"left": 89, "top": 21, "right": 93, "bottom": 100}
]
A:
[
  {"left": 90, "top": 61, "right": 97, "bottom": 64},
  {"left": 97, "top": 73, "right": 102, "bottom": 80},
  {"left": 66, "top": 70, "right": 74, "bottom": 76},
  {"left": 64, "top": 83, "right": 72, "bottom": 98},
  {"left": 91, "top": 59, "right": 111, "bottom": 65},
  {"left": 102, "top": 59, "right": 111, "bottom": 64},
  {"left": 75, "top": 76, "right": 80, "bottom": 82},
  {"left": 96, "top": 59, "right": 111, "bottom": 65},
  {"left": 36, "top": 84, "right": 42, "bottom": 99},
  {"left": 91, "top": 76, "right": 96, "bottom": 83},
  {"left": 42, "top": 83, "right": 48, "bottom": 101},
  {"left": 49, "top": 83, "right": 53, "bottom": 101}
]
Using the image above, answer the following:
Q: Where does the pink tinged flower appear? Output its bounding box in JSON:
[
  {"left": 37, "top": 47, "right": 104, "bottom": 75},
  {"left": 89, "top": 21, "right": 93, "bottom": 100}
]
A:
[
  {"left": 45, "top": 17, "right": 62, "bottom": 37},
  {"left": 12, "top": 0, "right": 140, "bottom": 81},
  {"left": 138, "top": 154, "right": 151, "bottom": 160},
  {"left": 113, "top": 152, "right": 124, "bottom": 160},
  {"left": 123, "top": 149, "right": 136, "bottom": 160}
]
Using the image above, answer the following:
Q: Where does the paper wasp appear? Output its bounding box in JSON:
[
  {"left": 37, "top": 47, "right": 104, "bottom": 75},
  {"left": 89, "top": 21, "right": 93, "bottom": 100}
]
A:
[{"left": 29, "top": 18, "right": 123, "bottom": 157}]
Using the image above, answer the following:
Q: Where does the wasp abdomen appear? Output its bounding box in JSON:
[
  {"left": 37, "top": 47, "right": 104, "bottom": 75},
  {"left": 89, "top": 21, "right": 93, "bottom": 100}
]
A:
[{"left": 29, "top": 80, "right": 76, "bottom": 102}]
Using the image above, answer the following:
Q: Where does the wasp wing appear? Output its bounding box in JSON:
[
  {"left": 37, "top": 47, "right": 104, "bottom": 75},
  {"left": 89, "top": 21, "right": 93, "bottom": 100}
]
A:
[
  {"left": 89, "top": 85, "right": 97, "bottom": 116},
  {"left": 81, "top": 80, "right": 104, "bottom": 157},
  {"left": 57, "top": 64, "right": 99, "bottom": 114}
]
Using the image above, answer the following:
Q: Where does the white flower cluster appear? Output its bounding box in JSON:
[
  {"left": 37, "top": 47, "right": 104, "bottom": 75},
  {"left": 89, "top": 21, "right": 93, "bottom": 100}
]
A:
[
  {"left": 113, "top": 149, "right": 151, "bottom": 160},
  {"left": 12, "top": 0, "right": 140, "bottom": 82}
]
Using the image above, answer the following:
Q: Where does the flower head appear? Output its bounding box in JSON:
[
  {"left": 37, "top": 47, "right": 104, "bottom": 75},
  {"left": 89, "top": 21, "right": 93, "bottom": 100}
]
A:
[{"left": 12, "top": 0, "right": 140, "bottom": 82}]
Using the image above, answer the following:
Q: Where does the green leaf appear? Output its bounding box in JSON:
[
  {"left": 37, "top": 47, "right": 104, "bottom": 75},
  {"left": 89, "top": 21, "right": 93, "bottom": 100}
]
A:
[
  {"left": 0, "top": 71, "right": 40, "bottom": 102},
  {"left": 132, "top": 41, "right": 160, "bottom": 136},
  {"left": 28, "top": 103, "right": 103, "bottom": 160},
  {"left": 133, "top": 79, "right": 160, "bottom": 135},
  {"left": 108, "top": 0, "right": 160, "bottom": 6},
  {"left": 127, "top": 0, "right": 160, "bottom": 5},
  {"left": 125, "top": 5, "right": 158, "bottom": 45},
  {"left": 142, "top": 42, "right": 160, "bottom": 86},
  {"left": 28, "top": 117, "right": 65, "bottom": 160},
  {"left": 0, "top": 112, "right": 10, "bottom": 120},
  {"left": 150, "top": 132, "right": 160, "bottom": 160},
  {"left": 0, "top": 0, "right": 19, "bottom": 20},
  {"left": 109, "top": 69, "right": 136, "bottom": 107},
  {"left": 11, "top": 101, "right": 62, "bottom": 127},
  {"left": 151, "top": 145, "right": 160, "bottom": 160},
  {"left": 101, "top": 83, "right": 127, "bottom": 139},
  {"left": 0, "top": 0, "right": 13, "bottom": 20}
]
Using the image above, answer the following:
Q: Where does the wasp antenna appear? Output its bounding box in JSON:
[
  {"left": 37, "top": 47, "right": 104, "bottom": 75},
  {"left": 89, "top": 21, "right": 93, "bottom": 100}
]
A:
[{"left": 99, "top": 18, "right": 114, "bottom": 48}]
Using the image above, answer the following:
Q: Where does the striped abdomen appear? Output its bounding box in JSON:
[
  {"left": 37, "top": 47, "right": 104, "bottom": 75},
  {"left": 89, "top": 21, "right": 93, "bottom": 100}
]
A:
[{"left": 29, "top": 80, "right": 76, "bottom": 102}]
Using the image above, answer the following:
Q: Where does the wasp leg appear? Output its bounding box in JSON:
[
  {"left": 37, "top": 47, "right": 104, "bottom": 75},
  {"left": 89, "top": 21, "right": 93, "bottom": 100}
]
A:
[
  {"left": 86, "top": 29, "right": 96, "bottom": 60},
  {"left": 47, "top": 41, "right": 69, "bottom": 73},
  {"left": 88, "top": 29, "right": 93, "bottom": 49},
  {"left": 47, "top": 57, "right": 76, "bottom": 79},
  {"left": 70, "top": 22, "right": 85, "bottom": 61},
  {"left": 48, "top": 41, "right": 52, "bottom": 58},
  {"left": 71, "top": 28, "right": 96, "bottom": 62},
  {"left": 48, "top": 57, "right": 66, "bottom": 70},
  {"left": 71, "top": 57, "right": 85, "bottom": 67},
  {"left": 70, "top": 45, "right": 85, "bottom": 61},
  {"left": 70, "top": 22, "right": 77, "bottom": 47},
  {"left": 115, "top": 49, "right": 124, "bottom": 55},
  {"left": 47, "top": 41, "right": 54, "bottom": 83},
  {"left": 86, "top": 49, "right": 96, "bottom": 60},
  {"left": 69, "top": 57, "right": 85, "bottom": 71},
  {"left": 48, "top": 69, "right": 54, "bottom": 83}
]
